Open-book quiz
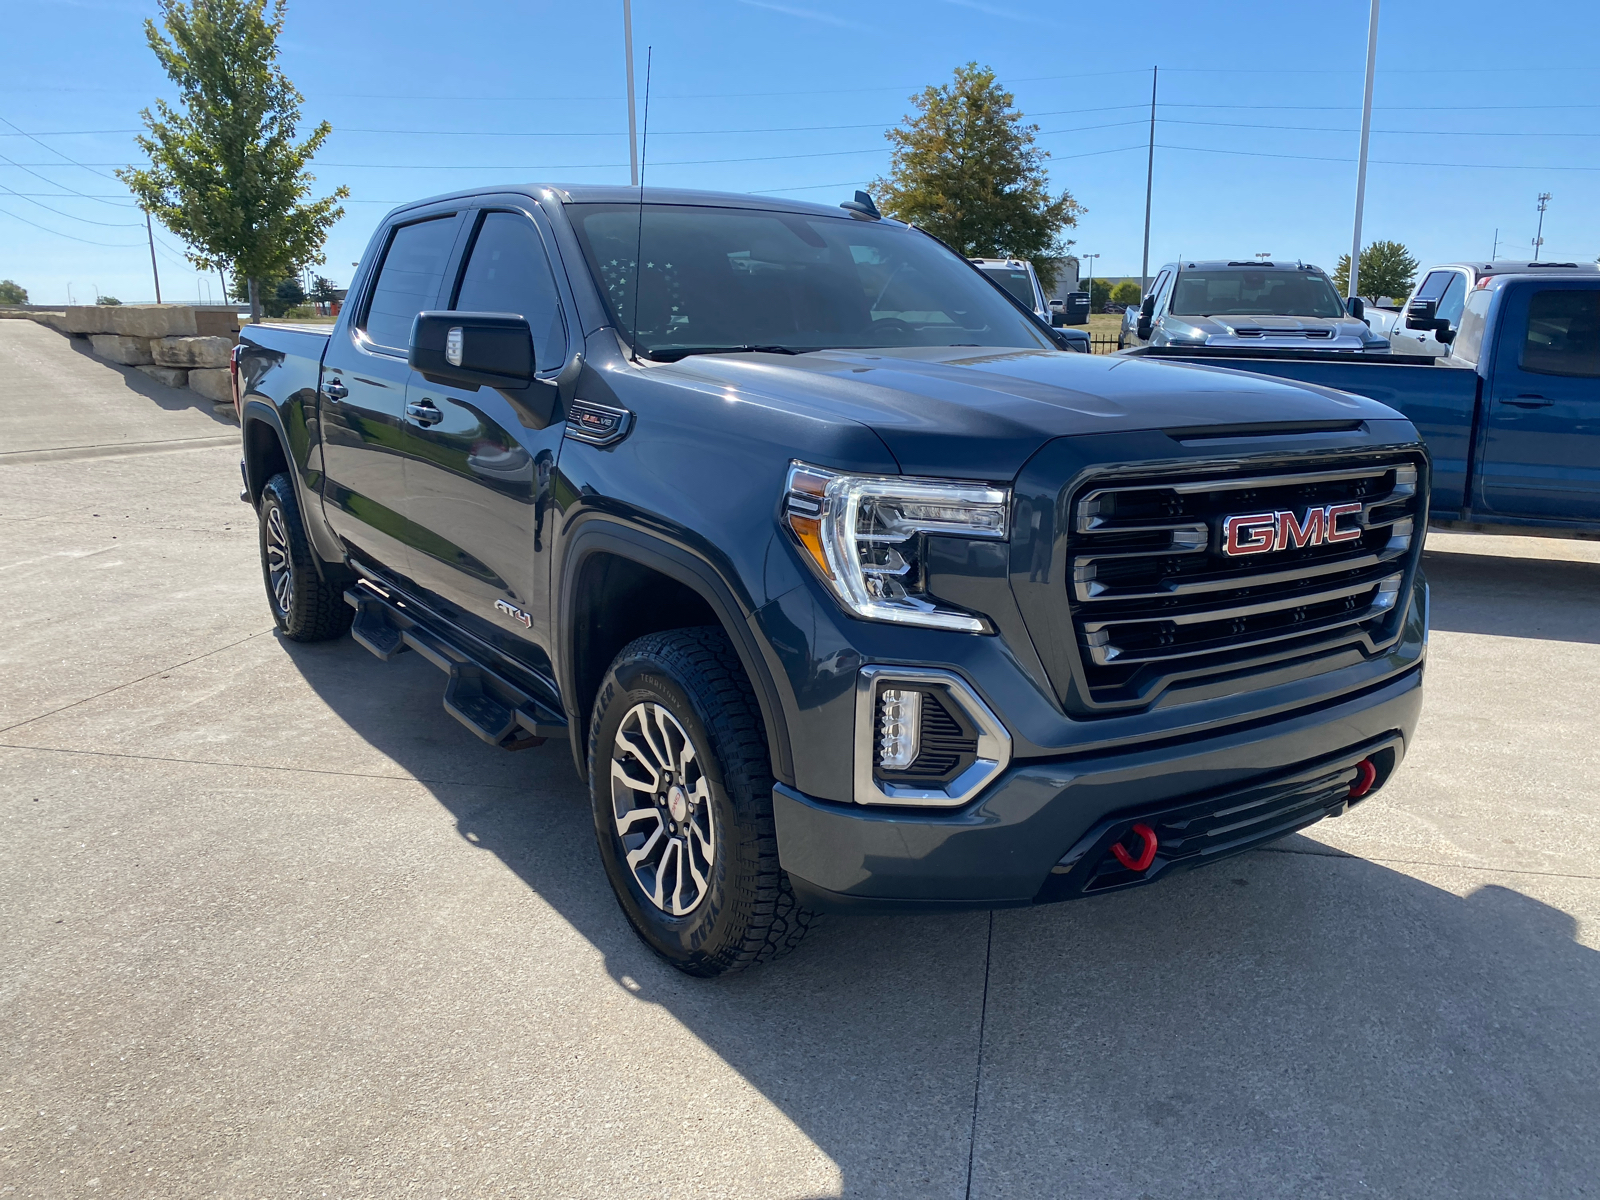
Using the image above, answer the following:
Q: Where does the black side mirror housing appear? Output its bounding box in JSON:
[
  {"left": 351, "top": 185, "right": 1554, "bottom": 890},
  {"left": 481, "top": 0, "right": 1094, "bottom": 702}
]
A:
[
  {"left": 1346, "top": 296, "right": 1365, "bottom": 321},
  {"left": 410, "top": 311, "right": 535, "bottom": 390},
  {"left": 1405, "top": 298, "right": 1451, "bottom": 336},
  {"left": 1136, "top": 296, "right": 1155, "bottom": 339}
]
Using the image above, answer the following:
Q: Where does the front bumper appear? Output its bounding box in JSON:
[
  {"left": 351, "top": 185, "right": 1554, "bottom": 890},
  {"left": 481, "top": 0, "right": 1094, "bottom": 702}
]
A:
[{"left": 774, "top": 662, "right": 1422, "bottom": 911}]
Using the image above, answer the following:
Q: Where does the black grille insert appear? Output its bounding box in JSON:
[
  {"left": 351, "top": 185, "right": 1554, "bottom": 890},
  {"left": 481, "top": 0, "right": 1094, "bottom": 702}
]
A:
[{"left": 1067, "top": 456, "right": 1424, "bottom": 707}]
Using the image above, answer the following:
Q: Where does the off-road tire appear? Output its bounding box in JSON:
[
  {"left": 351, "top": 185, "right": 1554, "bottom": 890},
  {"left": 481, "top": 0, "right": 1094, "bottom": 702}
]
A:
[
  {"left": 257, "top": 472, "right": 352, "bottom": 642},
  {"left": 588, "top": 627, "right": 818, "bottom": 976}
]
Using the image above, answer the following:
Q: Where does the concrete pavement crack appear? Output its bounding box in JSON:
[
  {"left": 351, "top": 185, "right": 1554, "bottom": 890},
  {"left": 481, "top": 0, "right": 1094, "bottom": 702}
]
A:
[
  {"left": 1, "top": 434, "right": 237, "bottom": 466},
  {"left": 965, "top": 909, "right": 995, "bottom": 1200},
  {"left": 0, "top": 627, "right": 274, "bottom": 736},
  {"left": 0, "top": 741, "right": 522, "bottom": 791},
  {"left": 1258, "top": 842, "right": 1600, "bottom": 881}
]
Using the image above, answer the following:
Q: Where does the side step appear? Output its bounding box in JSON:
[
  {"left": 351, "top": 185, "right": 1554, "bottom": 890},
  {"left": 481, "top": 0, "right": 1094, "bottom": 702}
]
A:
[{"left": 345, "top": 582, "right": 567, "bottom": 750}]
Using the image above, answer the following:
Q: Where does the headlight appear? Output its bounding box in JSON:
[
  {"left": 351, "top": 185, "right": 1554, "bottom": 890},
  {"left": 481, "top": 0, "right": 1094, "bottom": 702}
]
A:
[{"left": 783, "top": 461, "right": 1009, "bottom": 633}]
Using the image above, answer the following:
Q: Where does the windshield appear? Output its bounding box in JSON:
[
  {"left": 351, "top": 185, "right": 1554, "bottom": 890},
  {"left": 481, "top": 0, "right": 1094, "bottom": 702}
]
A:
[
  {"left": 1169, "top": 269, "right": 1346, "bottom": 319},
  {"left": 977, "top": 265, "right": 1037, "bottom": 307},
  {"left": 569, "top": 203, "right": 1053, "bottom": 359}
]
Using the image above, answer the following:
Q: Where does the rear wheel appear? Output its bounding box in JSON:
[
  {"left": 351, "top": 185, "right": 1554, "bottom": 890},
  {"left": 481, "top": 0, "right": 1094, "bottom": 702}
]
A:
[
  {"left": 588, "top": 627, "right": 817, "bottom": 976},
  {"left": 257, "top": 472, "right": 352, "bottom": 642}
]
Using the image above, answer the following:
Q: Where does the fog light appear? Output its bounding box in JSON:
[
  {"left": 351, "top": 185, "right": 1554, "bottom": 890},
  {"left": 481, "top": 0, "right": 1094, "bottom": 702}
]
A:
[
  {"left": 877, "top": 687, "right": 922, "bottom": 770},
  {"left": 1371, "top": 573, "right": 1403, "bottom": 612}
]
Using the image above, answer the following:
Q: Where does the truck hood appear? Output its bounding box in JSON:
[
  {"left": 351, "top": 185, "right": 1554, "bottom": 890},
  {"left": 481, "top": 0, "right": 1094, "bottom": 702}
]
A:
[{"left": 659, "top": 345, "right": 1399, "bottom": 479}]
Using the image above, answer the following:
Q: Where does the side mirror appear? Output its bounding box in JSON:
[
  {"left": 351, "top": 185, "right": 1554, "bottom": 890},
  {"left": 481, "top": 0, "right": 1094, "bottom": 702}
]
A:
[
  {"left": 1136, "top": 296, "right": 1154, "bottom": 339},
  {"left": 1405, "top": 298, "right": 1450, "bottom": 335},
  {"left": 1345, "top": 296, "right": 1365, "bottom": 321},
  {"left": 410, "top": 311, "right": 535, "bottom": 390}
]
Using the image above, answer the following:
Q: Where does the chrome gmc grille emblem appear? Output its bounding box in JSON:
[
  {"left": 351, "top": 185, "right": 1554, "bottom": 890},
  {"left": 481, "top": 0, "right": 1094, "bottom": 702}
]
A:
[{"left": 1221, "top": 503, "right": 1363, "bottom": 556}]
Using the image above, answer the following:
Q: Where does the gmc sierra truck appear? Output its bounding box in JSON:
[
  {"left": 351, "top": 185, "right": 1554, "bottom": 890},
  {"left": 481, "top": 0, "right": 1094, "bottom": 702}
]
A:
[
  {"left": 235, "top": 184, "right": 1429, "bottom": 977},
  {"left": 1129, "top": 270, "right": 1600, "bottom": 538}
]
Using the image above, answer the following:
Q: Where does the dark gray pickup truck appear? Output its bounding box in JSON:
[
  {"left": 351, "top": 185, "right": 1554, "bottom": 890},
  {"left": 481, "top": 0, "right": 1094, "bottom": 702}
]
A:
[{"left": 233, "top": 184, "right": 1429, "bottom": 975}]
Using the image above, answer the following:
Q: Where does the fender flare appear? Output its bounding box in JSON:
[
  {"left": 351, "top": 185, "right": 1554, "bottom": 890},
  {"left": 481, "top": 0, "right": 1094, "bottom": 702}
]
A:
[
  {"left": 240, "top": 397, "right": 347, "bottom": 576},
  {"left": 556, "top": 518, "right": 795, "bottom": 788}
]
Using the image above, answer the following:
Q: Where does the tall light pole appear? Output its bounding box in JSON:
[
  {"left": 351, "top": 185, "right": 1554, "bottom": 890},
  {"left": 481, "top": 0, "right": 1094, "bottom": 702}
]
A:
[
  {"left": 623, "top": 0, "right": 639, "bottom": 186},
  {"left": 1347, "top": 0, "right": 1380, "bottom": 301},
  {"left": 1140, "top": 66, "right": 1157, "bottom": 295},
  {"left": 1533, "top": 192, "right": 1551, "bottom": 259},
  {"left": 1082, "top": 252, "right": 1100, "bottom": 299}
]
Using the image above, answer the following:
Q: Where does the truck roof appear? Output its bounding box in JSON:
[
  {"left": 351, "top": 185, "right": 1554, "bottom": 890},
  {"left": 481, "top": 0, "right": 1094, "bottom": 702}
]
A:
[
  {"left": 1160, "top": 260, "right": 1329, "bottom": 273},
  {"left": 1456, "top": 260, "right": 1600, "bottom": 277},
  {"left": 387, "top": 183, "right": 898, "bottom": 224}
]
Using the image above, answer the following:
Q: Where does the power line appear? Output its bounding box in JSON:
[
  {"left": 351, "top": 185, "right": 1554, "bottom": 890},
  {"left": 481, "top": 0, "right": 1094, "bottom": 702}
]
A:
[
  {"left": 0, "top": 115, "right": 124, "bottom": 185},
  {"left": 0, "top": 203, "right": 143, "bottom": 247},
  {"left": 1164, "top": 117, "right": 1600, "bottom": 137},
  {"left": 0, "top": 181, "right": 142, "bottom": 226},
  {"left": 1160, "top": 142, "right": 1600, "bottom": 171}
]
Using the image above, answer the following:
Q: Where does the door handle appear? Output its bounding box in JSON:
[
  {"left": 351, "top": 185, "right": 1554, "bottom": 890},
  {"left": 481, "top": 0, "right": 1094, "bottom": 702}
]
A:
[
  {"left": 324, "top": 378, "right": 348, "bottom": 401},
  {"left": 1502, "top": 394, "right": 1554, "bottom": 408},
  {"left": 406, "top": 399, "right": 444, "bottom": 426}
]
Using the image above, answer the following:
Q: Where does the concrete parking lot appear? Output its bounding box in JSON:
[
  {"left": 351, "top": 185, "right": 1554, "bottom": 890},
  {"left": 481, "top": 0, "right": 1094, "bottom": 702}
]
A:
[{"left": 3, "top": 316, "right": 1597, "bottom": 1198}]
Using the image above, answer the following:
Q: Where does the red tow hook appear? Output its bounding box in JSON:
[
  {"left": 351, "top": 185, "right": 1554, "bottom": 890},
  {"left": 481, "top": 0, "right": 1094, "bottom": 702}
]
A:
[
  {"left": 1349, "top": 759, "right": 1378, "bottom": 799},
  {"left": 1110, "top": 822, "right": 1159, "bottom": 872}
]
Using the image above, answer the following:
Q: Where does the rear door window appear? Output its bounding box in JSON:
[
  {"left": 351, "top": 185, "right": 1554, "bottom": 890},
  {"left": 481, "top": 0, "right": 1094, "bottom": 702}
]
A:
[
  {"left": 1413, "top": 270, "right": 1456, "bottom": 305},
  {"left": 1521, "top": 289, "right": 1600, "bottom": 377},
  {"left": 361, "top": 216, "right": 459, "bottom": 352},
  {"left": 452, "top": 211, "right": 568, "bottom": 372}
]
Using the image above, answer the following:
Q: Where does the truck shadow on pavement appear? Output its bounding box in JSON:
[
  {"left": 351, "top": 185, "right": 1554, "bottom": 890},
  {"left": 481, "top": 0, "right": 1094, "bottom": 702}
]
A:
[
  {"left": 281, "top": 631, "right": 1600, "bottom": 1200},
  {"left": 62, "top": 334, "right": 236, "bottom": 425},
  {"left": 1423, "top": 546, "right": 1600, "bottom": 644}
]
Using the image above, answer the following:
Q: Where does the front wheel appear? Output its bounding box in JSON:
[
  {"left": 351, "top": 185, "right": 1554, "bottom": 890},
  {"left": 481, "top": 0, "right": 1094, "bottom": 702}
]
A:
[
  {"left": 257, "top": 472, "right": 352, "bottom": 642},
  {"left": 588, "top": 627, "right": 818, "bottom": 976}
]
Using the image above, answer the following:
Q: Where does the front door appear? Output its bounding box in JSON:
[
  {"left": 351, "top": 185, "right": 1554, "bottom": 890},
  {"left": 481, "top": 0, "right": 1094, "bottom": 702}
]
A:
[
  {"left": 399, "top": 205, "right": 573, "bottom": 671},
  {"left": 320, "top": 212, "right": 463, "bottom": 577},
  {"left": 1397, "top": 269, "right": 1468, "bottom": 357},
  {"left": 1479, "top": 284, "right": 1600, "bottom": 521}
]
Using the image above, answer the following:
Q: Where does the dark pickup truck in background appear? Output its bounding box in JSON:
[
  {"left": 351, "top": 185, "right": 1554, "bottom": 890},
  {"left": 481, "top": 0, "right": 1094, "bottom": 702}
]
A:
[
  {"left": 1131, "top": 271, "right": 1600, "bottom": 538},
  {"left": 234, "top": 184, "right": 1429, "bottom": 976}
]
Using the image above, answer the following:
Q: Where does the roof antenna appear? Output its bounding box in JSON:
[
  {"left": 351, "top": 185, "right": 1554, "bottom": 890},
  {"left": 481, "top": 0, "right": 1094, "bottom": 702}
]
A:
[{"left": 629, "top": 46, "right": 653, "bottom": 363}]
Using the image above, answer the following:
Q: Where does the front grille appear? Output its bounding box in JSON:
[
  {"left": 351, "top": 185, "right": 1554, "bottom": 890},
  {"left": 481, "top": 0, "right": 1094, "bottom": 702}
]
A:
[
  {"left": 1066, "top": 455, "right": 1424, "bottom": 707},
  {"left": 1232, "top": 327, "right": 1333, "bottom": 339}
]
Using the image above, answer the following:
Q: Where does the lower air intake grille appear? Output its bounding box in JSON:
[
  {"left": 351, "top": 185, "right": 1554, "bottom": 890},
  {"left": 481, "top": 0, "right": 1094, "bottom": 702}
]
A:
[{"left": 1067, "top": 455, "right": 1425, "bottom": 707}]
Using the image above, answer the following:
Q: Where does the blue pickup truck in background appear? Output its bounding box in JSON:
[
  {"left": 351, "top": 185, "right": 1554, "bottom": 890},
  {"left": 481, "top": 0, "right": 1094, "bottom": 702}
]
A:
[{"left": 1133, "top": 272, "right": 1600, "bottom": 538}]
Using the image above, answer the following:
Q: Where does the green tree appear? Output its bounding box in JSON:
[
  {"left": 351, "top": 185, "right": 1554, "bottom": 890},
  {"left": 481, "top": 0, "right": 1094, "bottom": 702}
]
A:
[
  {"left": 1088, "top": 278, "right": 1111, "bottom": 311},
  {"left": 872, "top": 63, "right": 1083, "bottom": 289},
  {"left": 0, "top": 279, "right": 28, "bottom": 305},
  {"left": 1111, "top": 281, "right": 1142, "bottom": 307},
  {"left": 118, "top": 0, "right": 347, "bottom": 322},
  {"left": 97, "top": 295, "right": 123, "bottom": 305},
  {"left": 1334, "top": 240, "right": 1419, "bottom": 302}
]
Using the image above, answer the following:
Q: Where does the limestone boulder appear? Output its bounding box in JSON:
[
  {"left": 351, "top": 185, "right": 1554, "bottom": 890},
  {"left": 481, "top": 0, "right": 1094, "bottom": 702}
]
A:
[
  {"left": 153, "top": 335, "right": 233, "bottom": 369},
  {"left": 193, "top": 308, "right": 241, "bottom": 338},
  {"left": 108, "top": 305, "right": 200, "bottom": 339},
  {"left": 62, "top": 306, "right": 120, "bottom": 334},
  {"left": 187, "top": 366, "right": 233, "bottom": 403},
  {"left": 88, "top": 333, "right": 155, "bottom": 366},
  {"left": 136, "top": 364, "right": 191, "bottom": 388}
]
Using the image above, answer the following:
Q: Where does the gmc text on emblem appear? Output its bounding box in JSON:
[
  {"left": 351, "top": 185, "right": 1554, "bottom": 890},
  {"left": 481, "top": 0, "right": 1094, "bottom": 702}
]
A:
[{"left": 1221, "top": 503, "right": 1363, "bottom": 556}]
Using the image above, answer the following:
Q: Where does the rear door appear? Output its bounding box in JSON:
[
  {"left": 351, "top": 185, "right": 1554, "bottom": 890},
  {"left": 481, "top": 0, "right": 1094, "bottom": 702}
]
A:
[
  {"left": 320, "top": 210, "right": 464, "bottom": 576},
  {"left": 398, "top": 203, "right": 573, "bottom": 669},
  {"left": 1478, "top": 282, "right": 1600, "bottom": 521}
]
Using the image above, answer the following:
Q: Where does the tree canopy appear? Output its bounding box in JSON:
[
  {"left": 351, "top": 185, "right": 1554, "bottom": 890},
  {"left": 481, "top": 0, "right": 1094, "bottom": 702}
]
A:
[
  {"left": 118, "top": 0, "right": 346, "bottom": 320},
  {"left": 872, "top": 64, "right": 1083, "bottom": 289},
  {"left": 0, "top": 280, "right": 27, "bottom": 306},
  {"left": 1335, "top": 240, "right": 1420, "bottom": 302}
]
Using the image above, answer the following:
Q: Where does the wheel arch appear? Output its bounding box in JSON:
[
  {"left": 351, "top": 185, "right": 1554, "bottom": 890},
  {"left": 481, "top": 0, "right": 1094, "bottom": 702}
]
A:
[{"left": 557, "top": 520, "right": 795, "bottom": 788}]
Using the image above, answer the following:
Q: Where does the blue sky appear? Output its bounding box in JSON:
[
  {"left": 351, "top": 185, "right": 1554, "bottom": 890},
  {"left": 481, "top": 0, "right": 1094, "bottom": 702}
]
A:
[{"left": 3, "top": 0, "right": 1598, "bottom": 304}]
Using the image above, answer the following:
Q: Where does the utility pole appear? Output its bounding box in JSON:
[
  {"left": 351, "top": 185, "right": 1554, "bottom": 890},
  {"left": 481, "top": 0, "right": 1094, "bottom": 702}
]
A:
[
  {"left": 623, "top": 0, "right": 639, "bottom": 186},
  {"left": 1140, "top": 66, "right": 1157, "bottom": 295},
  {"left": 143, "top": 211, "right": 162, "bottom": 304},
  {"left": 1082, "top": 252, "right": 1099, "bottom": 298},
  {"left": 1347, "top": 0, "right": 1380, "bottom": 301},
  {"left": 1533, "top": 192, "right": 1551, "bottom": 259},
  {"left": 1492, "top": 228, "right": 1500, "bottom": 260}
]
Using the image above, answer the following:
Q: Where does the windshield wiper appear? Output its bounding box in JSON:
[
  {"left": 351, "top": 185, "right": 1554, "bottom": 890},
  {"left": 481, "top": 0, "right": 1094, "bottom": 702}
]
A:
[{"left": 654, "top": 344, "right": 803, "bottom": 362}]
